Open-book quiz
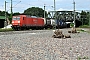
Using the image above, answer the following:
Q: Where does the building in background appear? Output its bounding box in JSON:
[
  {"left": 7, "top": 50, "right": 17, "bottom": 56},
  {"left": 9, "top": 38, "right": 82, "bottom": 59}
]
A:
[
  {"left": 0, "top": 16, "right": 10, "bottom": 28},
  {"left": 0, "top": 16, "right": 5, "bottom": 28}
]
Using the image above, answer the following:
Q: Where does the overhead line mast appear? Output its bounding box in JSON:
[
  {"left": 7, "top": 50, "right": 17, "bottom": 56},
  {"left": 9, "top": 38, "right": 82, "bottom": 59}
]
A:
[
  {"left": 54, "top": 0, "right": 56, "bottom": 11},
  {"left": 73, "top": 0, "right": 76, "bottom": 28},
  {"left": 5, "top": 1, "right": 7, "bottom": 28},
  {"left": 11, "top": 0, "right": 13, "bottom": 19},
  {"left": 44, "top": 4, "right": 46, "bottom": 18}
]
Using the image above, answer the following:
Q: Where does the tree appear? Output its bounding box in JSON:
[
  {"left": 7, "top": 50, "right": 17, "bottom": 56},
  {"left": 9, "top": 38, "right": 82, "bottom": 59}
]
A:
[
  {"left": 23, "top": 7, "right": 47, "bottom": 18},
  {"left": 13, "top": 12, "right": 20, "bottom": 16},
  {"left": 0, "top": 11, "right": 9, "bottom": 16},
  {"left": 80, "top": 11, "right": 89, "bottom": 25}
]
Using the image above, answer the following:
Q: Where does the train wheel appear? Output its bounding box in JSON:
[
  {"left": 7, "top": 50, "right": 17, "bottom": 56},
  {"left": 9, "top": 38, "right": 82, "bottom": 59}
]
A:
[
  {"left": 21, "top": 28, "right": 24, "bottom": 30},
  {"left": 15, "top": 28, "right": 21, "bottom": 31}
]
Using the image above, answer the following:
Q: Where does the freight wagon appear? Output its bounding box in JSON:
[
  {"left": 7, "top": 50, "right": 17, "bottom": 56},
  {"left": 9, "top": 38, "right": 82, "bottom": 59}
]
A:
[
  {"left": 45, "top": 18, "right": 56, "bottom": 29},
  {"left": 56, "top": 20, "right": 67, "bottom": 28}
]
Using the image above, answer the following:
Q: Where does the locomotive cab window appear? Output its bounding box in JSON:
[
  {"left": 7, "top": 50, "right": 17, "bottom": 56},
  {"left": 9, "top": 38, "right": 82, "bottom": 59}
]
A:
[
  {"left": 13, "top": 18, "right": 16, "bottom": 20},
  {"left": 13, "top": 17, "right": 20, "bottom": 20},
  {"left": 17, "top": 17, "right": 20, "bottom": 20}
]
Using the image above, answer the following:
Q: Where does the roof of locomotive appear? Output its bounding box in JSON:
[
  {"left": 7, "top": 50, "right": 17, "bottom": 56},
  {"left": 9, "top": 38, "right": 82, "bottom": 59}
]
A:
[
  {"left": 13, "top": 15, "right": 26, "bottom": 17},
  {"left": 13, "top": 15, "right": 43, "bottom": 18}
]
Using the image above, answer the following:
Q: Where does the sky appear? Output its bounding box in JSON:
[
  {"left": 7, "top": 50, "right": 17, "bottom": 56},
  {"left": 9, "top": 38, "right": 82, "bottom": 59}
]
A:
[{"left": 0, "top": 0, "right": 90, "bottom": 13}]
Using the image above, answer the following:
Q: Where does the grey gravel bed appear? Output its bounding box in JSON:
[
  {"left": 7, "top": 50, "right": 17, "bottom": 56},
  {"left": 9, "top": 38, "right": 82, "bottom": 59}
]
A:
[{"left": 0, "top": 29, "right": 90, "bottom": 60}]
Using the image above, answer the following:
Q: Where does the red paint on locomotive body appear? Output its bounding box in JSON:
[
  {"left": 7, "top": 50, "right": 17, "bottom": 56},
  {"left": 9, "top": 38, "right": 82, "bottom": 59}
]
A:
[{"left": 12, "top": 15, "right": 45, "bottom": 30}]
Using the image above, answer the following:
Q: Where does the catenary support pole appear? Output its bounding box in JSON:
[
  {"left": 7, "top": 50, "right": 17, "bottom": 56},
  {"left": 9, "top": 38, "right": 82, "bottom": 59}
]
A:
[
  {"left": 11, "top": 0, "right": 13, "bottom": 19},
  {"left": 4, "top": 1, "right": 7, "bottom": 28},
  {"left": 73, "top": 0, "right": 76, "bottom": 28},
  {"left": 44, "top": 4, "right": 45, "bottom": 18}
]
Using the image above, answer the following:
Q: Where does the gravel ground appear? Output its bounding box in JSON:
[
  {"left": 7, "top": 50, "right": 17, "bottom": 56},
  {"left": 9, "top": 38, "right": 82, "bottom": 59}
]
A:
[{"left": 0, "top": 28, "right": 90, "bottom": 60}]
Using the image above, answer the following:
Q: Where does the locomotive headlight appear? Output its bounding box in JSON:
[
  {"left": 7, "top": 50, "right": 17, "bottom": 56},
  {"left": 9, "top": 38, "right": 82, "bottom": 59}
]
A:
[
  {"left": 18, "top": 21, "right": 20, "bottom": 23},
  {"left": 12, "top": 21, "right": 14, "bottom": 23}
]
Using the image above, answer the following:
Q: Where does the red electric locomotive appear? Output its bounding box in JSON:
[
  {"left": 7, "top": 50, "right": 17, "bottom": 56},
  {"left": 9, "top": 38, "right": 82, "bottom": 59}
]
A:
[{"left": 12, "top": 15, "right": 46, "bottom": 30}]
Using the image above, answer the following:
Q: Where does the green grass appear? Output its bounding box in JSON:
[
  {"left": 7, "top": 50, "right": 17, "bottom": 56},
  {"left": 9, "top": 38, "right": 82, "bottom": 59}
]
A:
[
  {"left": 70, "top": 47, "right": 72, "bottom": 50},
  {"left": 77, "top": 56, "right": 89, "bottom": 60},
  {"left": 77, "top": 57, "right": 81, "bottom": 60},
  {"left": 0, "top": 28, "right": 13, "bottom": 32},
  {"left": 82, "top": 56, "right": 89, "bottom": 59},
  {"left": 76, "top": 28, "right": 86, "bottom": 32},
  {"left": 88, "top": 31, "right": 90, "bottom": 33},
  {"left": 78, "top": 25, "right": 90, "bottom": 33},
  {"left": 79, "top": 25, "right": 90, "bottom": 28},
  {"left": 80, "top": 29, "right": 86, "bottom": 32}
]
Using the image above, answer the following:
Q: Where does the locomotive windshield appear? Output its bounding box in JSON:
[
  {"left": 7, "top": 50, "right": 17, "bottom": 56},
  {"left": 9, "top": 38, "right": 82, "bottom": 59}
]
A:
[{"left": 13, "top": 17, "right": 20, "bottom": 20}]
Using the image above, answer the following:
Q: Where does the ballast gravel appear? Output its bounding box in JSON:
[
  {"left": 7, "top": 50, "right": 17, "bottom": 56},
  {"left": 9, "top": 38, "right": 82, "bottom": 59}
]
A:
[{"left": 0, "top": 28, "right": 90, "bottom": 60}]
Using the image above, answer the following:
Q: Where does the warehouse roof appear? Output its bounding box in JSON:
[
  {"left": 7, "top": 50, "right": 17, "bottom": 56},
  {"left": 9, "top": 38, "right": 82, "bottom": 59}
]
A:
[{"left": 0, "top": 16, "right": 5, "bottom": 19}]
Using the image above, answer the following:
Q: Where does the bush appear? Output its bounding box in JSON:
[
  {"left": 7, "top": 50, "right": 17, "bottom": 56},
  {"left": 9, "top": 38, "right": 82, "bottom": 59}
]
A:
[{"left": 70, "top": 23, "right": 74, "bottom": 27}]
